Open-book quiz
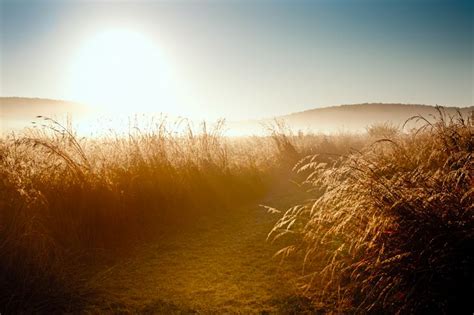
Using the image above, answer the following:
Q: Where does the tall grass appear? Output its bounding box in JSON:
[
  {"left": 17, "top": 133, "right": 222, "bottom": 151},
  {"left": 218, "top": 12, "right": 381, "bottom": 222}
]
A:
[
  {"left": 5, "top": 116, "right": 364, "bottom": 312},
  {"left": 270, "top": 109, "right": 473, "bottom": 313},
  {"left": 0, "top": 117, "right": 280, "bottom": 312},
  {"left": 2, "top": 110, "right": 470, "bottom": 312}
]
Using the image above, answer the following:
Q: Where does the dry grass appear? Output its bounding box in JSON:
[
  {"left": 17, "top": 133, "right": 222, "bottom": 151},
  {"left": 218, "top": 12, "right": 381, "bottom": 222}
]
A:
[
  {"left": 270, "top": 109, "right": 473, "bottom": 313},
  {"left": 0, "top": 117, "right": 329, "bottom": 312},
  {"left": 1, "top": 109, "right": 471, "bottom": 313}
]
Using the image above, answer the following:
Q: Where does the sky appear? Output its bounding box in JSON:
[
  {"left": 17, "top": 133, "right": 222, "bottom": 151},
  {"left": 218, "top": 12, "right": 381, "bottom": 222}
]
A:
[{"left": 0, "top": 0, "right": 473, "bottom": 120}]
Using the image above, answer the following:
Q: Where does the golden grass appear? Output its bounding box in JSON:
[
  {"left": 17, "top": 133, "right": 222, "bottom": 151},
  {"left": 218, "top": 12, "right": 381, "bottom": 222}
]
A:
[
  {"left": 1, "top": 117, "right": 329, "bottom": 312},
  {"left": 269, "top": 109, "right": 473, "bottom": 313},
  {"left": 1, "top": 109, "right": 471, "bottom": 312}
]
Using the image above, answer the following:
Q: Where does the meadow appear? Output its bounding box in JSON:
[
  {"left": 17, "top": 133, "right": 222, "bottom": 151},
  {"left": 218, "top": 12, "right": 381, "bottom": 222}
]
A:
[{"left": 0, "top": 109, "right": 472, "bottom": 313}]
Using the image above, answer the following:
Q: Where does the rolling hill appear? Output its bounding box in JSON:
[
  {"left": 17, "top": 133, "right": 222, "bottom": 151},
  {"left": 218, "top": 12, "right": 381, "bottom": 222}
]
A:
[
  {"left": 1, "top": 98, "right": 473, "bottom": 135},
  {"left": 0, "top": 97, "right": 90, "bottom": 132},
  {"left": 229, "top": 103, "right": 474, "bottom": 135}
]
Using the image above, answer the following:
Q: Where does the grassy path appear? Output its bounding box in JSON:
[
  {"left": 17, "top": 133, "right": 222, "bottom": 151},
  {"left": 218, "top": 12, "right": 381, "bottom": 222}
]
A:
[{"left": 95, "top": 202, "right": 315, "bottom": 314}]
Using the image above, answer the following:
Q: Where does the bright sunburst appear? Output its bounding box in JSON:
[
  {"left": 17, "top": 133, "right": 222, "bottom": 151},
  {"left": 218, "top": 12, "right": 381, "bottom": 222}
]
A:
[{"left": 68, "top": 28, "right": 173, "bottom": 114}]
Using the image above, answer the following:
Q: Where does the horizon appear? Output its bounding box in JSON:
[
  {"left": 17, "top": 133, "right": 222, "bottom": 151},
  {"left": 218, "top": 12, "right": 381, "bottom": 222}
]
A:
[
  {"left": 2, "top": 95, "right": 473, "bottom": 119},
  {"left": 2, "top": 96, "right": 472, "bottom": 137},
  {"left": 1, "top": 0, "right": 473, "bottom": 120}
]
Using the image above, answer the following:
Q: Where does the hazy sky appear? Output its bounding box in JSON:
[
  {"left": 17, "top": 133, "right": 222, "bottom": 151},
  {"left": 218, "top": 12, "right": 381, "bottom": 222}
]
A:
[{"left": 1, "top": 0, "right": 473, "bottom": 119}]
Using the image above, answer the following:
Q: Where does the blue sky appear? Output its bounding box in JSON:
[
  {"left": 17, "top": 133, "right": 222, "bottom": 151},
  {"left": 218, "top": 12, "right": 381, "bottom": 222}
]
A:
[{"left": 1, "top": 0, "right": 472, "bottom": 119}]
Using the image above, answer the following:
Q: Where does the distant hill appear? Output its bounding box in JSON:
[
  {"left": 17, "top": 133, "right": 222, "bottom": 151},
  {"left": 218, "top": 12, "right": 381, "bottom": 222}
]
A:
[
  {"left": 0, "top": 97, "right": 87, "bottom": 117},
  {"left": 0, "top": 97, "right": 90, "bottom": 132},
  {"left": 228, "top": 103, "right": 474, "bottom": 135},
  {"left": 1, "top": 98, "right": 473, "bottom": 135},
  {"left": 282, "top": 103, "right": 473, "bottom": 128}
]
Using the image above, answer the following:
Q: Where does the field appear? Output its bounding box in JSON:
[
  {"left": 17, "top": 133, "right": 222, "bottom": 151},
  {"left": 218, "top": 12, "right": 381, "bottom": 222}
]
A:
[{"left": 0, "top": 110, "right": 472, "bottom": 313}]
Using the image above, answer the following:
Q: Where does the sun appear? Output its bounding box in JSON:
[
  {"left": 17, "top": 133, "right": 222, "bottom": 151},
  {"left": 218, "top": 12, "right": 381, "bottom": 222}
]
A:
[{"left": 68, "top": 28, "right": 173, "bottom": 114}]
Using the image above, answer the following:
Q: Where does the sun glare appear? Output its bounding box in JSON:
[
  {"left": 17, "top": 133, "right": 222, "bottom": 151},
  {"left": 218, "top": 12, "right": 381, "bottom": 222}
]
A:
[{"left": 68, "top": 29, "right": 173, "bottom": 114}]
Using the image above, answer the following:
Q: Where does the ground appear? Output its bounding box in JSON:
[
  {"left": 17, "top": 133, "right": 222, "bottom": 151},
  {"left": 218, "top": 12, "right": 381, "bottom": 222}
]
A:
[{"left": 92, "top": 191, "right": 317, "bottom": 314}]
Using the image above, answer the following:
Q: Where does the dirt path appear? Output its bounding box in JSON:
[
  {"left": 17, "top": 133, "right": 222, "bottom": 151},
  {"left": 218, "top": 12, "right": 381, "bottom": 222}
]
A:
[{"left": 96, "top": 202, "right": 315, "bottom": 314}]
